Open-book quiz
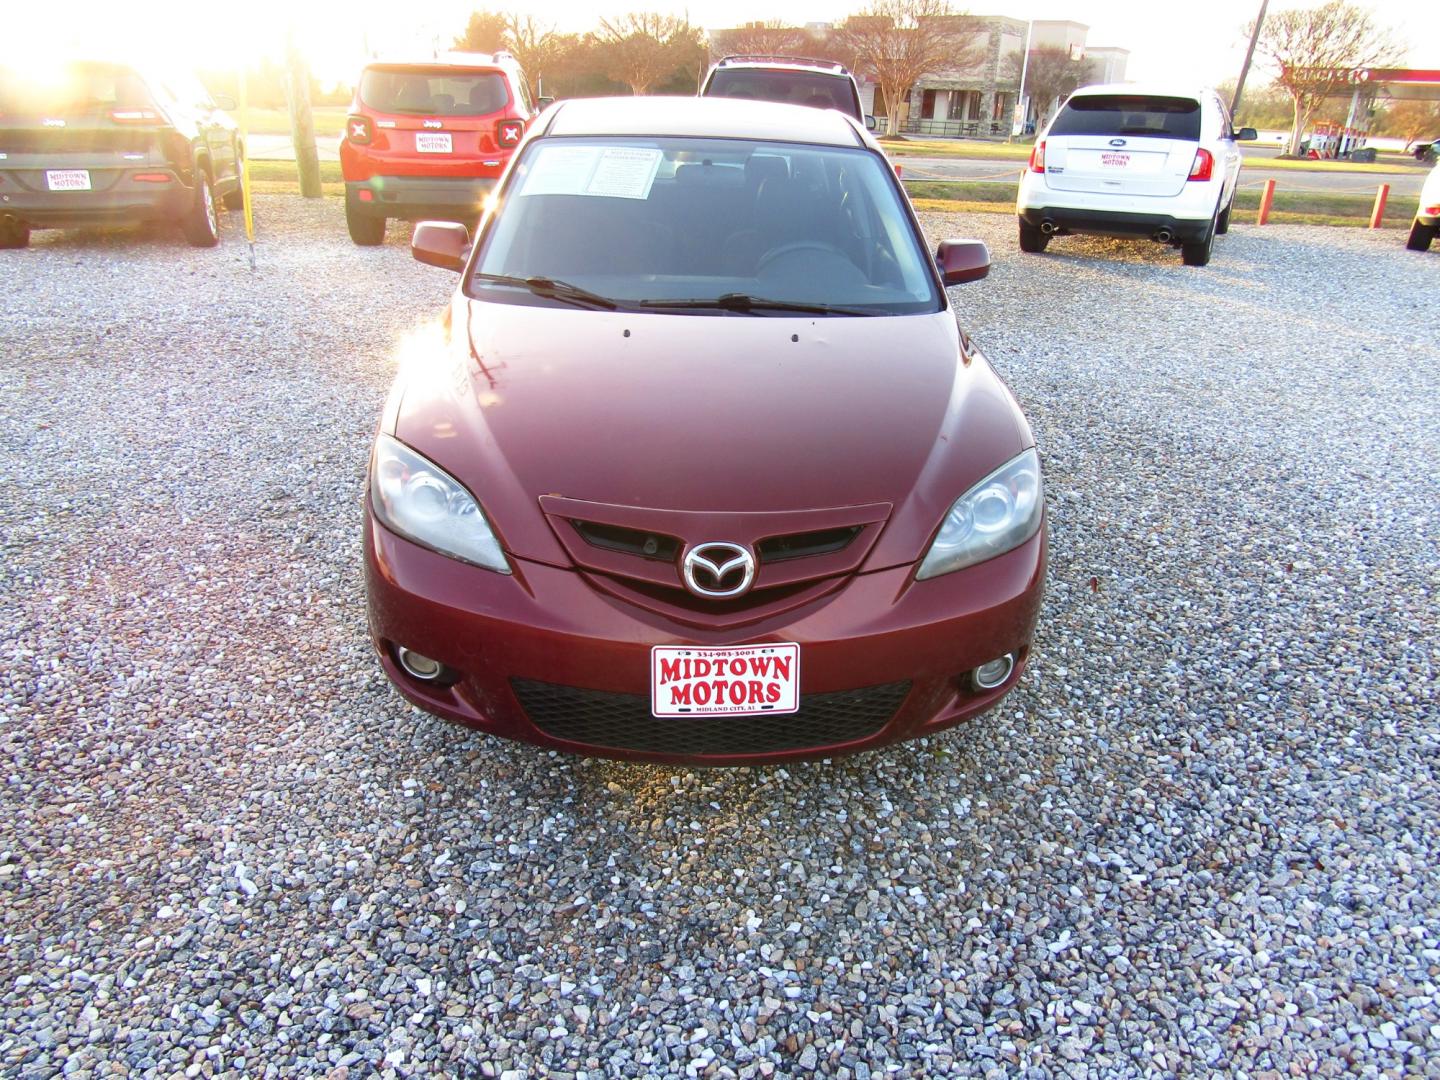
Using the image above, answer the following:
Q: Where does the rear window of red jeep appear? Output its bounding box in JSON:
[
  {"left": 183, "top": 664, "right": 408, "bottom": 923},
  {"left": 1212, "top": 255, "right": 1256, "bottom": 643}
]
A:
[{"left": 359, "top": 67, "right": 510, "bottom": 118}]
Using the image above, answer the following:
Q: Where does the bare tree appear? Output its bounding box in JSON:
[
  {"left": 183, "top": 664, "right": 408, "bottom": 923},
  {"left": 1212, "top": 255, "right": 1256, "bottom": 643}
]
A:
[
  {"left": 707, "top": 22, "right": 811, "bottom": 60},
  {"left": 454, "top": 11, "right": 508, "bottom": 53},
  {"left": 1005, "top": 45, "right": 1096, "bottom": 132},
  {"left": 595, "top": 12, "right": 705, "bottom": 96},
  {"left": 1255, "top": 1, "right": 1399, "bottom": 155},
  {"left": 1378, "top": 99, "right": 1440, "bottom": 151},
  {"left": 504, "top": 14, "right": 563, "bottom": 97},
  {"left": 833, "top": 0, "right": 983, "bottom": 137}
]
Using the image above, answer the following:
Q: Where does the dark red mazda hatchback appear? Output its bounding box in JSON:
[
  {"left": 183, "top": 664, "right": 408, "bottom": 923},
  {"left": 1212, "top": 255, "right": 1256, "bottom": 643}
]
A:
[{"left": 365, "top": 97, "right": 1046, "bottom": 764}]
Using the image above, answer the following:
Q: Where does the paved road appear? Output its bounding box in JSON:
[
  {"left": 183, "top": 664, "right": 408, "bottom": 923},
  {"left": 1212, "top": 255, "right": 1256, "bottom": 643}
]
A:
[{"left": 897, "top": 154, "right": 1428, "bottom": 197}]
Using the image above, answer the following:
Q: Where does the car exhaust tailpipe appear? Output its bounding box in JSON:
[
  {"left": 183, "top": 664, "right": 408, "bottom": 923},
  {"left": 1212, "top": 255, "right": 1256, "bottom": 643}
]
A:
[
  {"left": 1040, "top": 221, "right": 1057, "bottom": 235},
  {"left": 1153, "top": 228, "right": 1173, "bottom": 243}
]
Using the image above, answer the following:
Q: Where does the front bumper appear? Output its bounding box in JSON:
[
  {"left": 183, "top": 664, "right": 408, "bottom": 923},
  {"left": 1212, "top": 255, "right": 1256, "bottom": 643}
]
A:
[
  {"left": 1018, "top": 206, "right": 1212, "bottom": 242},
  {"left": 364, "top": 514, "right": 1047, "bottom": 765},
  {"left": 345, "top": 177, "right": 495, "bottom": 223}
]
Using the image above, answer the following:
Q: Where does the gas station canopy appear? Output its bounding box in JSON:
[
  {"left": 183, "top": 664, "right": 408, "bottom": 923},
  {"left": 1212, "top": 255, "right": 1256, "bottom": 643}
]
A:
[{"left": 1312, "top": 67, "right": 1440, "bottom": 102}]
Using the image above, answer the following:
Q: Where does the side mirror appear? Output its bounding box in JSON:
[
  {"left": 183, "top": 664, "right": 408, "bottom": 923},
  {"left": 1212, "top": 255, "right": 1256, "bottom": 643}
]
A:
[
  {"left": 212, "top": 94, "right": 237, "bottom": 112},
  {"left": 864, "top": 114, "right": 877, "bottom": 131},
  {"left": 539, "top": 96, "right": 555, "bottom": 108},
  {"left": 935, "top": 239, "right": 990, "bottom": 286},
  {"left": 1236, "top": 127, "right": 1258, "bottom": 142},
  {"left": 412, "top": 221, "right": 471, "bottom": 272}
]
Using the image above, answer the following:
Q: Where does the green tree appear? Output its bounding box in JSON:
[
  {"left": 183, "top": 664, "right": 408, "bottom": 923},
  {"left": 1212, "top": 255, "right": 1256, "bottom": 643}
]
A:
[
  {"left": 454, "top": 11, "right": 508, "bottom": 53},
  {"left": 1378, "top": 99, "right": 1440, "bottom": 149}
]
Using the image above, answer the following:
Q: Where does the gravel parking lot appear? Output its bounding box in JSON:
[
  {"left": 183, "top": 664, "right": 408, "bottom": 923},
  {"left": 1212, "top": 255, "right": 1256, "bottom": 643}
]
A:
[{"left": 2, "top": 197, "right": 1437, "bottom": 1078}]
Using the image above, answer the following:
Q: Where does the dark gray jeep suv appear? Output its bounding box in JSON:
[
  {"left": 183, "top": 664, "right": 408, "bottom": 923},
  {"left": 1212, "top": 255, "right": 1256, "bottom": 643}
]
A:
[{"left": 0, "top": 60, "right": 244, "bottom": 248}]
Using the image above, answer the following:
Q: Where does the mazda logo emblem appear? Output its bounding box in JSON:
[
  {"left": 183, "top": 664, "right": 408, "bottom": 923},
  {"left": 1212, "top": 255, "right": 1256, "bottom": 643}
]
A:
[{"left": 682, "top": 542, "right": 756, "bottom": 599}]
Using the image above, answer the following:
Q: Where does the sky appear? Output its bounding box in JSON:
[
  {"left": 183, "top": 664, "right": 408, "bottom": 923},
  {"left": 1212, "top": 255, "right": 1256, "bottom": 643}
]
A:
[{"left": 1, "top": 0, "right": 1433, "bottom": 90}]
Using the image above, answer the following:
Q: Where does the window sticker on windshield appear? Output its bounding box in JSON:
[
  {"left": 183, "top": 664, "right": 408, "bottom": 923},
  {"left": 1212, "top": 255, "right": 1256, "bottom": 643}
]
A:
[
  {"left": 520, "top": 145, "right": 663, "bottom": 200},
  {"left": 521, "top": 146, "right": 601, "bottom": 196},
  {"left": 585, "top": 147, "right": 663, "bottom": 200}
]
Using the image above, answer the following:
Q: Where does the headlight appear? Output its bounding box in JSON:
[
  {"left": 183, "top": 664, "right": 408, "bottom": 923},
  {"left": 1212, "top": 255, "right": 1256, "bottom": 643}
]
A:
[
  {"left": 369, "top": 434, "right": 510, "bottom": 573},
  {"left": 916, "top": 447, "right": 1042, "bottom": 580}
]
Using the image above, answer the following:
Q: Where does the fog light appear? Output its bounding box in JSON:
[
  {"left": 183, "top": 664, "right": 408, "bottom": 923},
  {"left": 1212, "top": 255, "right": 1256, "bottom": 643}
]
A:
[
  {"left": 396, "top": 646, "right": 443, "bottom": 682},
  {"left": 973, "top": 654, "right": 1015, "bottom": 690}
]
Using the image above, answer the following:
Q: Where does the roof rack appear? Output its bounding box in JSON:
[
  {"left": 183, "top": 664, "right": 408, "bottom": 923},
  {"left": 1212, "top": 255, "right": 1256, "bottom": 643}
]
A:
[{"left": 716, "top": 55, "right": 851, "bottom": 75}]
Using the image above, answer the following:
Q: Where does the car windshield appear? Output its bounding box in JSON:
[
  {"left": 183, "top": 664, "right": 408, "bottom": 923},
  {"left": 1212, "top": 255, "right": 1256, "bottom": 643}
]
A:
[
  {"left": 468, "top": 136, "right": 941, "bottom": 316},
  {"left": 0, "top": 62, "right": 153, "bottom": 118},
  {"left": 1049, "top": 95, "right": 1202, "bottom": 141},
  {"left": 360, "top": 66, "right": 509, "bottom": 117},
  {"left": 707, "top": 69, "right": 859, "bottom": 118}
]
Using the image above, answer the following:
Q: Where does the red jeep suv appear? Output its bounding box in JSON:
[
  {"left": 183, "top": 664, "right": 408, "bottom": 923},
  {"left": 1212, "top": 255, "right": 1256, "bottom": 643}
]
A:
[{"left": 340, "top": 52, "right": 537, "bottom": 245}]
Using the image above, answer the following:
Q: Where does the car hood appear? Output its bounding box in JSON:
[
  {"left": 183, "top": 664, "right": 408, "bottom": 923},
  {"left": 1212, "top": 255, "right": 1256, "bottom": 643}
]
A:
[{"left": 391, "top": 297, "right": 1032, "bottom": 570}]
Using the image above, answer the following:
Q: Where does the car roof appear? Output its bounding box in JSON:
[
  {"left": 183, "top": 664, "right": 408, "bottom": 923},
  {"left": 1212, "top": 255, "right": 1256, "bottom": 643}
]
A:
[
  {"left": 544, "top": 96, "right": 868, "bottom": 148},
  {"left": 365, "top": 51, "right": 519, "bottom": 71},
  {"left": 1068, "top": 83, "right": 1214, "bottom": 103},
  {"left": 713, "top": 55, "right": 853, "bottom": 77}
]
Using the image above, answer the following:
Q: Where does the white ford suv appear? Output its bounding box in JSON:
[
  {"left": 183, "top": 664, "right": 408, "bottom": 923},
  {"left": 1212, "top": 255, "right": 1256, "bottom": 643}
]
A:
[
  {"left": 1016, "top": 84, "right": 1255, "bottom": 266},
  {"left": 1406, "top": 161, "right": 1440, "bottom": 252}
]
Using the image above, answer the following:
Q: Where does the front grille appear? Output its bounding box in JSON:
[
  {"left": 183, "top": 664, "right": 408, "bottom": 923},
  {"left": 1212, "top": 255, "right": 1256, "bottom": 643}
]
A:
[
  {"left": 757, "top": 525, "right": 861, "bottom": 563},
  {"left": 512, "top": 678, "right": 911, "bottom": 756},
  {"left": 571, "top": 520, "right": 681, "bottom": 562},
  {"left": 567, "top": 519, "right": 863, "bottom": 574}
]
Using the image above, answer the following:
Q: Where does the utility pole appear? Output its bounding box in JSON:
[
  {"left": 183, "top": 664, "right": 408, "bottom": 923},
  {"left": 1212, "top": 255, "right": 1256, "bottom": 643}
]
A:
[
  {"left": 285, "top": 31, "right": 322, "bottom": 199},
  {"left": 1231, "top": 0, "right": 1269, "bottom": 118}
]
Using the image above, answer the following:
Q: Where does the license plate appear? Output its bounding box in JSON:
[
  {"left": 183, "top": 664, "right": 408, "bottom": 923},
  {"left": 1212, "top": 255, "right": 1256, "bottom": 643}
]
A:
[
  {"left": 1072, "top": 149, "right": 1164, "bottom": 175},
  {"left": 651, "top": 643, "right": 800, "bottom": 717},
  {"left": 415, "top": 133, "right": 452, "bottom": 154},
  {"left": 46, "top": 169, "right": 91, "bottom": 191}
]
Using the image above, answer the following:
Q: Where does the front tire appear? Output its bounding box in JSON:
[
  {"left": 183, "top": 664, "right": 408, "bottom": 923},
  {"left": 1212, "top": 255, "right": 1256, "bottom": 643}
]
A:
[
  {"left": 347, "top": 202, "right": 386, "bottom": 246},
  {"left": 1215, "top": 196, "right": 1233, "bottom": 235},
  {"left": 181, "top": 171, "right": 220, "bottom": 247},
  {"left": 1406, "top": 219, "right": 1436, "bottom": 252},
  {"left": 0, "top": 219, "right": 30, "bottom": 249},
  {"left": 1018, "top": 220, "right": 1050, "bottom": 253}
]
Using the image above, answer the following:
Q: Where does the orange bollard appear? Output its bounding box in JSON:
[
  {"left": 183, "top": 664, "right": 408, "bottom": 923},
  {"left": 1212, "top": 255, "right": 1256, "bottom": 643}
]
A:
[
  {"left": 1370, "top": 183, "right": 1389, "bottom": 228},
  {"left": 1256, "top": 178, "right": 1276, "bottom": 226},
  {"left": 894, "top": 161, "right": 903, "bottom": 178}
]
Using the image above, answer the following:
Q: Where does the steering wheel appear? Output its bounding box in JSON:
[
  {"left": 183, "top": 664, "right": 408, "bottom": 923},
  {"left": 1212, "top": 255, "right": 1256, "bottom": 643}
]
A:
[{"left": 756, "top": 241, "right": 856, "bottom": 277}]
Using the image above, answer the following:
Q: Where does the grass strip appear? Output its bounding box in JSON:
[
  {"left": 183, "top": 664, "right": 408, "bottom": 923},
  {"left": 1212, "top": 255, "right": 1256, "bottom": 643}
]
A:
[
  {"left": 882, "top": 137, "right": 1420, "bottom": 176},
  {"left": 904, "top": 180, "right": 1415, "bottom": 227},
  {"left": 237, "top": 106, "right": 348, "bottom": 138}
]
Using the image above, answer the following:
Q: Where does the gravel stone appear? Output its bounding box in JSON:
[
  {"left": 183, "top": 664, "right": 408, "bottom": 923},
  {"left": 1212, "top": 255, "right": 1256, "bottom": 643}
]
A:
[{"left": 1, "top": 196, "right": 1437, "bottom": 1077}]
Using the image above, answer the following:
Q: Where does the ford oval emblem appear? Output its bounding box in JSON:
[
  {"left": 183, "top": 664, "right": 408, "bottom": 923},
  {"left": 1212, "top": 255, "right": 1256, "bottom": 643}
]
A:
[{"left": 1109, "top": 138, "right": 1126, "bottom": 147}]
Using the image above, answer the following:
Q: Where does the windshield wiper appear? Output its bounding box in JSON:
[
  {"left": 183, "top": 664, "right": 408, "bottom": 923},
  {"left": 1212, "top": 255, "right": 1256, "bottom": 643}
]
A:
[
  {"left": 471, "top": 273, "right": 618, "bottom": 310},
  {"left": 638, "top": 293, "right": 875, "bottom": 316}
]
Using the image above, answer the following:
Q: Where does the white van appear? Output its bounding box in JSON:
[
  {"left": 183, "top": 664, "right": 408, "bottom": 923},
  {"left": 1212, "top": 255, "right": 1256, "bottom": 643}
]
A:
[{"left": 1015, "top": 84, "right": 1255, "bottom": 266}]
